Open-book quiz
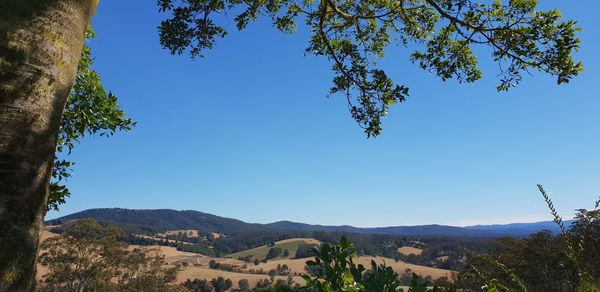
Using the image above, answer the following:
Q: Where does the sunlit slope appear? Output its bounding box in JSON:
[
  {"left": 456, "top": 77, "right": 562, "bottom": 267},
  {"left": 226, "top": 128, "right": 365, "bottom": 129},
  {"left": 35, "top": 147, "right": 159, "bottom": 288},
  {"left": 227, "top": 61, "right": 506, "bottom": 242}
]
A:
[{"left": 229, "top": 238, "right": 320, "bottom": 260}]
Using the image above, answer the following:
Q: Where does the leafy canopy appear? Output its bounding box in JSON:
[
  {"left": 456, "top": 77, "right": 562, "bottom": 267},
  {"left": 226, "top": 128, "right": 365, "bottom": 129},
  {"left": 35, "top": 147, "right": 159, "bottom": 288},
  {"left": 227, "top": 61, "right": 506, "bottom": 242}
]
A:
[
  {"left": 157, "top": 0, "right": 582, "bottom": 137},
  {"left": 48, "top": 27, "right": 135, "bottom": 211}
]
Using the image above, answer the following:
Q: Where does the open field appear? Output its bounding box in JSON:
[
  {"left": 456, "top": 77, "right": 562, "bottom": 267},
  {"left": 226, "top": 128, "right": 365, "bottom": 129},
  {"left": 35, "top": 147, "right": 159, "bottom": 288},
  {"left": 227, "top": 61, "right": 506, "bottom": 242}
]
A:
[
  {"left": 129, "top": 245, "right": 204, "bottom": 262},
  {"left": 229, "top": 238, "right": 320, "bottom": 260},
  {"left": 398, "top": 246, "right": 423, "bottom": 256}
]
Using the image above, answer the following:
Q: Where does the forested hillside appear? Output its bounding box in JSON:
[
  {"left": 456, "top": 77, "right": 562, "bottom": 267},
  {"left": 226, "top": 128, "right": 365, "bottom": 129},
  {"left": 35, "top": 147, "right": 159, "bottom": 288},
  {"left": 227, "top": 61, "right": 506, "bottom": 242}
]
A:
[
  {"left": 47, "top": 208, "right": 565, "bottom": 237},
  {"left": 47, "top": 208, "right": 268, "bottom": 234}
]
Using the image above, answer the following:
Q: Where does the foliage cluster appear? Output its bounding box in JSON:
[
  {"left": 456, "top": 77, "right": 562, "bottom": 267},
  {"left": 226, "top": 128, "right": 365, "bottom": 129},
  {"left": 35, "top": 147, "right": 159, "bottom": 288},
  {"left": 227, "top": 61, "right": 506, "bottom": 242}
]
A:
[
  {"left": 48, "top": 27, "right": 135, "bottom": 211},
  {"left": 38, "top": 219, "right": 177, "bottom": 292},
  {"left": 184, "top": 277, "right": 233, "bottom": 292},
  {"left": 294, "top": 244, "right": 319, "bottom": 259},
  {"left": 455, "top": 185, "right": 600, "bottom": 292},
  {"left": 157, "top": 0, "right": 582, "bottom": 136},
  {"left": 183, "top": 276, "right": 301, "bottom": 291},
  {"left": 301, "top": 236, "right": 455, "bottom": 292},
  {"left": 266, "top": 247, "right": 284, "bottom": 259}
]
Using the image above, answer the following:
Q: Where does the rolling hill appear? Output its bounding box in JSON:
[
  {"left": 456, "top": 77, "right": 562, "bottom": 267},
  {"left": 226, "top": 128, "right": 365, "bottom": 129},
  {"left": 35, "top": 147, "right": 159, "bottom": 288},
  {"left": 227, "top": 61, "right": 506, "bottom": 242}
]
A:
[
  {"left": 46, "top": 208, "right": 565, "bottom": 238},
  {"left": 46, "top": 208, "right": 269, "bottom": 234},
  {"left": 229, "top": 238, "right": 320, "bottom": 260}
]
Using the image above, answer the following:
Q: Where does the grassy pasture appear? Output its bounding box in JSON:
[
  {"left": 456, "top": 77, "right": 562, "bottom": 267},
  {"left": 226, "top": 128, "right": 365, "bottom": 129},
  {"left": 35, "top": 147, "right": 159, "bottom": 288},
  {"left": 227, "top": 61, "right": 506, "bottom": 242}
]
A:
[
  {"left": 397, "top": 246, "right": 423, "bottom": 256},
  {"left": 229, "top": 238, "right": 320, "bottom": 260}
]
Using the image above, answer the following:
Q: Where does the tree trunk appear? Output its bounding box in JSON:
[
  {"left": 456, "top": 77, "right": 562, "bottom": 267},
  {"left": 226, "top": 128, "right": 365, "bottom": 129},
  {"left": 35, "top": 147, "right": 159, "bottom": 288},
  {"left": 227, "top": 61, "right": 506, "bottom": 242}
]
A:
[{"left": 0, "top": 1, "right": 97, "bottom": 290}]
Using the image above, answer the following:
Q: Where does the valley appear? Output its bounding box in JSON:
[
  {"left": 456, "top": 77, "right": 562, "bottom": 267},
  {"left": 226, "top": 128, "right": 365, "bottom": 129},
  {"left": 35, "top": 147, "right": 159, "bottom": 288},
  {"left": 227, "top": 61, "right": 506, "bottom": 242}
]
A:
[
  {"left": 40, "top": 207, "right": 579, "bottom": 290},
  {"left": 38, "top": 229, "right": 452, "bottom": 290}
]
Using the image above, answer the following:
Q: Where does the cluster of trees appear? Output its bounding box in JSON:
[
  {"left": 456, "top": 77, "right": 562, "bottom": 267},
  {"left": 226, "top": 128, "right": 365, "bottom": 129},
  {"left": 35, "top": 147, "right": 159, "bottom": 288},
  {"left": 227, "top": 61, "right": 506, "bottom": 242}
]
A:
[
  {"left": 208, "top": 260, "right": 243, "bottom": 273},
  {"left": 454, "top": 186, "right": 600, "bottom": 291},
  {"left": 396, "top": 237, "right": 494, "bottom": 271},
  {"left": 294, "top": 244, "right": 318, "bottom": 259},
  {"left": 268, "top": 264, "right": 291, "bottom": 277},
  {"left": 37, "top": 219, "right": 178, "bottom": 291},
  {"left": 183, "top": 277, "right": 301, "bottom": 292},
  {"left": 266, "top": 247, "right": 288, "bottom": 259},
  {"left": 184, "top": 277, "right": 233, "bottom": 292}
]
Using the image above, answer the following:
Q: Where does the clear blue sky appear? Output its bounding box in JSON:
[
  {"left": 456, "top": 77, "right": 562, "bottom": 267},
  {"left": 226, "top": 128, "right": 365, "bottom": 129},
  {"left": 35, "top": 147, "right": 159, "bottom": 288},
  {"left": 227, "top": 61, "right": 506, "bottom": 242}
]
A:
[{"left": 46, "top": 1, "right": 600, "bottom": 227}]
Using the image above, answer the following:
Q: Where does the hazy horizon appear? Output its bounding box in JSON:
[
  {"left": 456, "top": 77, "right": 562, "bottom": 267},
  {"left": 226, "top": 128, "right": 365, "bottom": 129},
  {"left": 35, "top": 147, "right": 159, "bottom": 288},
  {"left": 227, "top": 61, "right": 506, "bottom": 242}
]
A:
[{"left": 46, "top": 206, "right": 561, "bottom": 228}]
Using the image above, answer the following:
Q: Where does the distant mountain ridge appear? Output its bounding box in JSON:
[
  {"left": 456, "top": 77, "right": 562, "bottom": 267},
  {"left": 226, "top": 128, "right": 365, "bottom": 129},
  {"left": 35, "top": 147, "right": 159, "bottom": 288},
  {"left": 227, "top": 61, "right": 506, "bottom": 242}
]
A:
[
  {"left": 46, "top": 208, "right": 268, "bottom": 234},
  {"left": 464, "top": 220, "right": 573, "bottom": 237},
  {"left": 46, "top": 208, "right": 566, "bottom": 238}
]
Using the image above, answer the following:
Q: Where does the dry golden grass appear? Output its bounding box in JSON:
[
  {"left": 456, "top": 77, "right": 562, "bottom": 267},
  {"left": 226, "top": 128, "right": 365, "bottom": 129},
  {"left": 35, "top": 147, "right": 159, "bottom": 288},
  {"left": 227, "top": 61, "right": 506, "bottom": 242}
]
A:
[
  {"left": 249, "top": 256, "right": 452, "bottom": 279},
  {"left": 276, "top": 238, "right": 320, "bottom": 245},
  {"left": 354, "top": 256, "right": 452, "bottom": 279},
  {"left": 397, "top": 246, "right": 423, "bottom": 256},
  {"left": 40, "top": 229, "right": 58, "bottom": 242},
  {"left": 128, "top": 244, "right": 203, "bottom": 262},
  {"left": 247, "top": 258, "right": 308, "bottom": 275}
]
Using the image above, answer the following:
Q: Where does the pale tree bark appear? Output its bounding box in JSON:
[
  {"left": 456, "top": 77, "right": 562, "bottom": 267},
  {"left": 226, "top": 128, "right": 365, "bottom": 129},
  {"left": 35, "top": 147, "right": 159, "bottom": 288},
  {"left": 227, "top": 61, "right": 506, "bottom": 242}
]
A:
[{"left": 0, "top": 1, "right": 97, "bottom": 290}]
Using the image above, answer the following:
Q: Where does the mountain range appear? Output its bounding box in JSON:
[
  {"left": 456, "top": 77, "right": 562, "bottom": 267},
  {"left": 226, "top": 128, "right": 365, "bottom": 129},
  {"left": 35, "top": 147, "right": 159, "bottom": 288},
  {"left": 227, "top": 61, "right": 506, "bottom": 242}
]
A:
[{"left": 46, "top": 208, "right": 570, "bottom": 238}]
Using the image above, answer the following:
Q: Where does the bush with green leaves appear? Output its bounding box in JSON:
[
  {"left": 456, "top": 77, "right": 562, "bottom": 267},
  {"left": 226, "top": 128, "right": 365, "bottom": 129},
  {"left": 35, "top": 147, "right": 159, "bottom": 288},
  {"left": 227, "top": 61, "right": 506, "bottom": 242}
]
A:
[
  {"left": 457, "top": 185, "right": 600, "bottom": 292},
  {"left": 300, "top": 236, "right": 452, "bottom": 292},
  {"left": 267, "top": 247, "right": 284, "bottom": 259}
]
